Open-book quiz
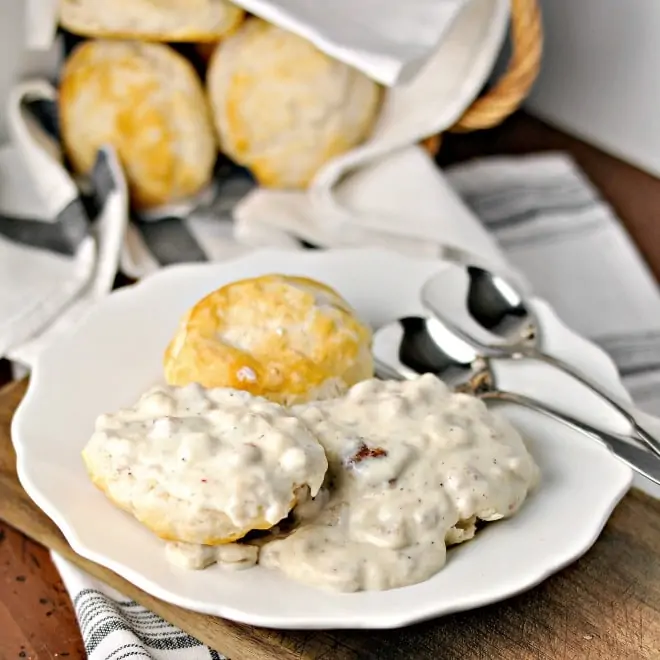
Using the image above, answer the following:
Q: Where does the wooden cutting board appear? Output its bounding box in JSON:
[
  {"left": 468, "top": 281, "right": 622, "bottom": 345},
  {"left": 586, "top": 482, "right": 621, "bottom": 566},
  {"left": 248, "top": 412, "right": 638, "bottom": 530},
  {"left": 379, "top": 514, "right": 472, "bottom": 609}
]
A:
[{"left": 1, "top": 380, "right": 660, "bottom": 659}]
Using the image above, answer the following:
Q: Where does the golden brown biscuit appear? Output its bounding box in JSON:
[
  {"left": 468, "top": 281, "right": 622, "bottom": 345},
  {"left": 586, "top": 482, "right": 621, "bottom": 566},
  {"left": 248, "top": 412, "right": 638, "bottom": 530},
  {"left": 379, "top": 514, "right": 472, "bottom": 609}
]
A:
[
  {"left": 163, "top": 274, "right": 374, "bottom": 404},
  {"left": 207, "top": 19, "right": 382, "bottom": 189},
  {"left": 59, "top": 40, "right": 216, "bottom": 210},
  {"left": 59, "top": 0, "right": 245, "bottom": 42}
]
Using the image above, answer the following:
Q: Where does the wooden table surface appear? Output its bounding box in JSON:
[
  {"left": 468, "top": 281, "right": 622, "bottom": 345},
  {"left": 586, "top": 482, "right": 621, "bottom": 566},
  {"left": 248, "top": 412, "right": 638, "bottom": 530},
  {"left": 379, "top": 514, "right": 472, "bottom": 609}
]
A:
[{"left": 2, "top": 111, "right": 660, "bottom": 659}]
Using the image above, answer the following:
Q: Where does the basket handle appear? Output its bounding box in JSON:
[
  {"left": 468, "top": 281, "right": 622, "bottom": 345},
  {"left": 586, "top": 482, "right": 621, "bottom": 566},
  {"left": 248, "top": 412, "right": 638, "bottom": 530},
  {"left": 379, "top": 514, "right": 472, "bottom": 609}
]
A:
[{"left": 422, "top": 0, "right": 543, "bottom": 153}]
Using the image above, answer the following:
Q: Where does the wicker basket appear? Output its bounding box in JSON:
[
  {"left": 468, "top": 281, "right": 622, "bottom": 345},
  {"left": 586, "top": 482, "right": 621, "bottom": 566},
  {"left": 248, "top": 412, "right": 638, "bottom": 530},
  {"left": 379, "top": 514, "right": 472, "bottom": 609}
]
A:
[{"left": 422, "top": 0, "right": 543, "bottom": 155}]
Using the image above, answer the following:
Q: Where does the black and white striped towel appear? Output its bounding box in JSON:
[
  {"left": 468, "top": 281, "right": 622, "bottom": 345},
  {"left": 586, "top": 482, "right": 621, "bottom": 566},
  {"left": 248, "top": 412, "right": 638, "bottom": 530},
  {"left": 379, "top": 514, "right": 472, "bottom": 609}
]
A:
[{"left": 3, "top": 140, "right": 660, "bottom": 657}]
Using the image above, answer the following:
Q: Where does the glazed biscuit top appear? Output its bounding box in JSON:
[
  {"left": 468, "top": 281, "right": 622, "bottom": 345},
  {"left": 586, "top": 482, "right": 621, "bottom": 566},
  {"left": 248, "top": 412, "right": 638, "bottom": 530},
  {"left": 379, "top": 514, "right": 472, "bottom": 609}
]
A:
[{"left": 163, "top": 274, "right": 374, "bottom": 403}]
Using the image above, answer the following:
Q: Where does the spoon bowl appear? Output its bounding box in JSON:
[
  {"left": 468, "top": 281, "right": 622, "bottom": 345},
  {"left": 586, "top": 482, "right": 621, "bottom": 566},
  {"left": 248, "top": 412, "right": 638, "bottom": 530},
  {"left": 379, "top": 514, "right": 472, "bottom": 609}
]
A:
[
  {"left": 421, "top": 263, "right": 538, "bottom": 353},
  {"left": 372, "top": 315, "right": 483, "bottom": 390},
  {"left": 420, "top": 262, "right": 660, "bottom": 458}
]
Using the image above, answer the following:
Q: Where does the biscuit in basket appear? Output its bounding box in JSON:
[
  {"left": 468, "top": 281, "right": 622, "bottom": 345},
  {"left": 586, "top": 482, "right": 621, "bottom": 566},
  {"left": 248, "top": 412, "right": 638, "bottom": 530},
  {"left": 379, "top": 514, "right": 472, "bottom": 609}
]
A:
[
  {"left": 163, "top": 274, "right": 374, "bottom": 404},
  {"left": 207, "top": 19, "right": 382, "bottom": 188},
  {"left": 58, "top": 0, "right": 245, "bottom": 42},
  {"left": 82, "top": 384, "right": 328, "bottom": 545},
  {"left": 59, "top": 40, "right": 216, "bottom": 210}
]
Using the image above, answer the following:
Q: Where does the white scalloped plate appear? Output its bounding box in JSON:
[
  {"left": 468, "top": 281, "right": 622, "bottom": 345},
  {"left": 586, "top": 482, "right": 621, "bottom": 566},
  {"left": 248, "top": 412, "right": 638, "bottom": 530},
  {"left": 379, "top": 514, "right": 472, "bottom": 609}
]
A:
[{"left": 12, "top": 248, "right": 633, "bottom": 630}]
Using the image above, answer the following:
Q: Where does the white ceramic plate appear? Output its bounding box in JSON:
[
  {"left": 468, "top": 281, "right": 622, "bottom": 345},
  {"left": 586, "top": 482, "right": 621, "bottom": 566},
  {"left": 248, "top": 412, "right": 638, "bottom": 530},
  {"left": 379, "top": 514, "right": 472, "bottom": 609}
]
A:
[{"left": 12, "top": 248, "right": 633, "bottom": 630}]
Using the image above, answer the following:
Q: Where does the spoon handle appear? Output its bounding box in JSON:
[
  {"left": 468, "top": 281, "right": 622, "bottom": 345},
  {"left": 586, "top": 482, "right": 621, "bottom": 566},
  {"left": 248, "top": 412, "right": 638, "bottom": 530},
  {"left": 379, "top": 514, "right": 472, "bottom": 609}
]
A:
[
  {"left": 481, "top": 390, "right": 660, "bottom": 486},
  {"left": 519, "top": 347, "right": 660, "bottom": 459}
]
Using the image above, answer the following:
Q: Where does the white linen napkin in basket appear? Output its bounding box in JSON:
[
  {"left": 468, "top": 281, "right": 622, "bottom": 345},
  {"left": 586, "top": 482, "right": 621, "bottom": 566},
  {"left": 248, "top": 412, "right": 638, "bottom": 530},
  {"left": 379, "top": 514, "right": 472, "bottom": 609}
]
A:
[
  {"left": 232, "top": 0, "right": 511, "bottom": 259},
  {"left": 30, "top": 150, "right": 659, "bottom": 659}
]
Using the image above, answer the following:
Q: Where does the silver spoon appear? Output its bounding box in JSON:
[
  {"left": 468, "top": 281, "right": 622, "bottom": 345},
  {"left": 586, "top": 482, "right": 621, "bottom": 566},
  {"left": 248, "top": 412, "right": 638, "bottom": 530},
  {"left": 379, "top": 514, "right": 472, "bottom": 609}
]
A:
[
  {"left": 420, "top": 263, "right": 660, "bottom": 459},
  {"left": 372, "top": 315, "right": 660, "bottom": 486}
]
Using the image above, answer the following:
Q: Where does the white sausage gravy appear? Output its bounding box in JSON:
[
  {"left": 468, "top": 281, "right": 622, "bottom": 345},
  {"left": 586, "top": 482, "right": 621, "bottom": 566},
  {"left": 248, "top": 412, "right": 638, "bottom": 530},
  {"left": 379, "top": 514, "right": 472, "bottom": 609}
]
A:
[
  {"left": 139, "top": 375, "right": 540, "bottom": 592},
  {"left": 82, "top": 383, "right": 327, "bottom": 547},
  {"left": 259, "top": 375, "right": 539, "bottom": 591}
]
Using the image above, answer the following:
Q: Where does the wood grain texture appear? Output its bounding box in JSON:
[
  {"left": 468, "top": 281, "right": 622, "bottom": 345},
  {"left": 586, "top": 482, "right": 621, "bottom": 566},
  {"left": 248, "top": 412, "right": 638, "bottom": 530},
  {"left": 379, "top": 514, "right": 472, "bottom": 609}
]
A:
[
  {"left": 0, "top": 522, "right": 85, "bottom": 660},
  {"left": 1, "top": 378, "right": 660, "bottom": 659}
]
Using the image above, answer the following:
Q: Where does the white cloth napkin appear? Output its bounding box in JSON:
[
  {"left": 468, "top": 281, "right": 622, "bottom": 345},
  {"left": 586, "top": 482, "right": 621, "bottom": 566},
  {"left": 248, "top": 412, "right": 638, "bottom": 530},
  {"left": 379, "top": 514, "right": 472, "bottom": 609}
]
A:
[
  {"left": 23, "top": 150, "right": 657, "bottom": 659},
  {"left": 0, "top": 140, "right": 129, "bottom": 366}
]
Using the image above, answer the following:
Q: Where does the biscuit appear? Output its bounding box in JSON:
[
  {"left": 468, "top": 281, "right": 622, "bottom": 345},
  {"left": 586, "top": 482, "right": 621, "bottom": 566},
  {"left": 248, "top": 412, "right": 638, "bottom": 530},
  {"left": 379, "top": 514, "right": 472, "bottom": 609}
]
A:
[
  {"left": 59, "top": 40, "right": 216, "bottom": 210},
  {"left": 207, "top": 19, "right": 382, "bottom": 188},
  {"left": 82, "top": 384, "right": 328, "bottom": 545},
  {"left": 59, "top": 0, "right": 245, "bottom": 42},
  {"left": 163, "top": 274, "right": 374, "bottom": 404}
]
